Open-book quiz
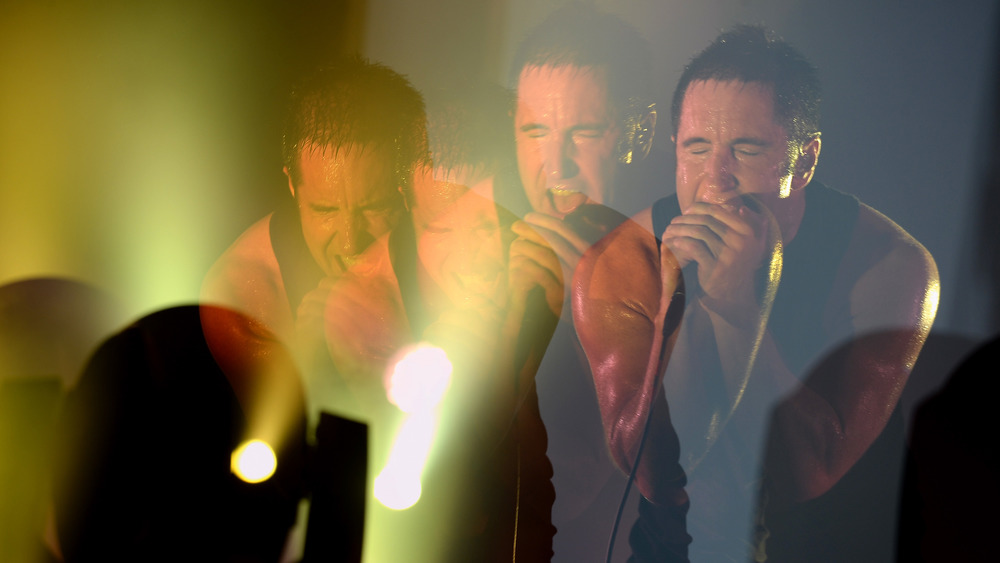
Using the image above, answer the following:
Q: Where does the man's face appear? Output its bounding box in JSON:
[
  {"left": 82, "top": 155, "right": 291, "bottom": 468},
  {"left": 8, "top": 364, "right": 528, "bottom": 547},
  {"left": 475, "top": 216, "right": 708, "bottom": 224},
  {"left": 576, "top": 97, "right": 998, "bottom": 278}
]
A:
[
  {"left": 413, "top": 169, "right": 505, "bottom": 306},
  {"left": 515, "top": 64, "right": 621, "bottom": 218},
  {"left": 290, "top": 144, "right": 404, "bottom": 277},
  {"left": 674, "top": 80, "right": 795, "bottom": 213}
]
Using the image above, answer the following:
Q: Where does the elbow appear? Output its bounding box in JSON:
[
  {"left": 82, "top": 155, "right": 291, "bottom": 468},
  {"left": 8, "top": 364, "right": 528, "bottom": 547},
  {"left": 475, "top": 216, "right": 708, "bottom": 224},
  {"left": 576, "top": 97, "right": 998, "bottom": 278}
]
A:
[
  {"left": 771, "top": 443, "right": 848, "bottom": 504},
  {"left": 790, "top": 466, "right": 839, "bottom": 503},
  {"left": 603, "top": 400, "right": 637, "bottom": 474}
]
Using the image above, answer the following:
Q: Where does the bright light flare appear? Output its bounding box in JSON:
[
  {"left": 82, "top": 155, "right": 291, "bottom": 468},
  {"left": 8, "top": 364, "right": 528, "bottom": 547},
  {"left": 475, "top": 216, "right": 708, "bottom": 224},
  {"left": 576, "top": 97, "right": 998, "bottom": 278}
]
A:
[
  {"left": 385, "top": 344, "right": 452, "bottom": 413},
  {"left": 374, "top": 412, "right": 436, "bottom": 510},
  {"left": 231, "top": 439, "right": 277, "bottom": 484},
  {"left": 374, "top": 470, "right": 422, "bottom": 510}
]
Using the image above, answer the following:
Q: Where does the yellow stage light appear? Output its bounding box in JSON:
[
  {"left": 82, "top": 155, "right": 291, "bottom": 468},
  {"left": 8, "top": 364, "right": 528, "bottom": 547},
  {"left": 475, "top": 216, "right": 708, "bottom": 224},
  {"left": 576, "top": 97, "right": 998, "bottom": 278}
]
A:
[
  {"left": 385, "top": 344, "right": 452, "bottom": 413},
  {"left": 230, "top": 439, "right": 277, "bottom": 484}
]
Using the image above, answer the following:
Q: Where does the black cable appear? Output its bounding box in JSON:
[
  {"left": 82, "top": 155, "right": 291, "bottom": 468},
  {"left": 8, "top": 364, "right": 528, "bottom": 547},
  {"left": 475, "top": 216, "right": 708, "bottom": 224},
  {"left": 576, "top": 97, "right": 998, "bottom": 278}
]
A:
[{"left": 605, "top": 286, "right": 685, "bottom": 563}]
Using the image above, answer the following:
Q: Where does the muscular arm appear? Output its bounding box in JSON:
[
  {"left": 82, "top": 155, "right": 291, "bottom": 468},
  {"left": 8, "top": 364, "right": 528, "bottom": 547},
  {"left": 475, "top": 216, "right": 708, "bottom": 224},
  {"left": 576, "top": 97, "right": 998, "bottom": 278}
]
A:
[
  {"left": 759, "top": 206, "right": 938, "bottom": 503},
  {"left": 676, "top": 204, "right": 938, "bottom": 502},
  {"left": 579, "top": 197, "right": 938, "bottom": 511},
  {"left": 573, "top": 217, "right": 687, "bottom": 504}
]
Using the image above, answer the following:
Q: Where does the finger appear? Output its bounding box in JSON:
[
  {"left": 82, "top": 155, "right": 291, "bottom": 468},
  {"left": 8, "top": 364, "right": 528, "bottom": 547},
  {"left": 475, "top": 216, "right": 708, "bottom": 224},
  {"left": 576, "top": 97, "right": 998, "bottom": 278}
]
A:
[
  {"left": 663, "top": 234, "right": 716, "bottom": 269},
  {"left": 516, "top": 227, "right": 583, "bottom": 272},
  {"left": 523, "top": 212, "right": 591, "bottom": 255},
  {"left": 662, "top": 222, "right": 724, "bottom": 259},
  {"left": 512, "top": 220, "right": 581, "bottom": 272},
  {"left": 509, "top": 236, "right": 564, "bottom": 285},
  {"left": 508, "top": 254, "right": 564, "bottom": 315},
  {"left": 682, "top": 202, "right": 762, "bottom": 237},
  {"left": 668, "top": 212, "right": 732, "bottom": 240},
  {"left": 508, "top": 253, "right": 564, "bottom": 293}
]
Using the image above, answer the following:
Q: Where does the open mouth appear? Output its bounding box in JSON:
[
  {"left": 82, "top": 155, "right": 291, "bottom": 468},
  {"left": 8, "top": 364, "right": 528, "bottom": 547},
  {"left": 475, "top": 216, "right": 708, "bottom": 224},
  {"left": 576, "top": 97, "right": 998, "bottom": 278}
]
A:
[{"left": 547, "top": 186, "right": 588, "bottom": 216}]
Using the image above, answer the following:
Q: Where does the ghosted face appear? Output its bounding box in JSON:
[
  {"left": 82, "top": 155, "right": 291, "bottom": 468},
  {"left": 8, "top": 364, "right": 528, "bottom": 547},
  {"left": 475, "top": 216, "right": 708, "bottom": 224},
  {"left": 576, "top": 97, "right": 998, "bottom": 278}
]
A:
[
  {"left": 413, "top": 170, "right": 506, "bottom": 306},
  {"left": 515, "top": 64, "right": 621, "bottom": 218},
  {"left": 674, "top": 80, "right": 796, "bottom": 213},
  {"left": 289, "top": 144, "right": 404, "bottom": 277}
]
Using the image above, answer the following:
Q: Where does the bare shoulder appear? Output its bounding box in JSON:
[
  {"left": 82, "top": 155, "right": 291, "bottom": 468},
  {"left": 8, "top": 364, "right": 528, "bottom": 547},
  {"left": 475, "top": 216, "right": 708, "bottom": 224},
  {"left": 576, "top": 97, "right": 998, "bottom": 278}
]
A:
[
  {"left": 840, "top": 203, "right": 939, "bottom": 330},
  {"left": 851, "top": 204, "right": 938, "bottom": 285},
  {"left": 201, "top": 214, "right": 289, "bottom": 326},
  {"left": 574, "top": 214, "right": 663, "bottom": 317}
]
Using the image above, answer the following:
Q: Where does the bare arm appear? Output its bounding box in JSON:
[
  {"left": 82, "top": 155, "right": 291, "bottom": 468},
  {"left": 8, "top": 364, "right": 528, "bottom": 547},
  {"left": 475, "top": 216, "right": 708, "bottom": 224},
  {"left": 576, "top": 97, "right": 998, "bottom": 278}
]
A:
[
  {"left": 573, "top": 217, "right": 688, "bottom": 504},
  {"left": 676, "top": 204, "right": 938, "bottom": 502},
  {"left": 760, "top": 206, "right": 938, "bottom": 503}
]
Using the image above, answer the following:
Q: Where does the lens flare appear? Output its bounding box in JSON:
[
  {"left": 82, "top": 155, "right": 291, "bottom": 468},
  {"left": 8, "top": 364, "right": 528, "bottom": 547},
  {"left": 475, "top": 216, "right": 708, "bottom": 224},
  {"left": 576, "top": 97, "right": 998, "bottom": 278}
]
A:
[
  {"left": 231, "top": 439, "right": 277, "bottom": 484},
  {"left": 374, "top": 469, "right": 423, "bottom": 510},
  {"left": 374, "top": 410, "right": 438, "bottom": 510},
  {"left": 385, "top": 344, "right": 452, "bottom": 413}
]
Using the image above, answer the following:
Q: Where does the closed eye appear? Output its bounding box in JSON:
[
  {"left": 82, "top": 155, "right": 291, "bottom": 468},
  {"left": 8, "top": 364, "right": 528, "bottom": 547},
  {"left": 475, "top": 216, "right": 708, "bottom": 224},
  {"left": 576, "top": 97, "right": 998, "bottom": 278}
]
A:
[
  {"left": 424, "top": 224, "right": 452, "bottom": 235},
  {"left": 309, "top": 204, "right": 339, "bottom": 214},
  {"left": 519, "top": 124, "right": 549, "bottom": 139},
  {"left": 572, "top": 128, "right": 605, "bottom": 139},
  {"left": 732, "top": 138, "right": 768, "bottom": 156}
]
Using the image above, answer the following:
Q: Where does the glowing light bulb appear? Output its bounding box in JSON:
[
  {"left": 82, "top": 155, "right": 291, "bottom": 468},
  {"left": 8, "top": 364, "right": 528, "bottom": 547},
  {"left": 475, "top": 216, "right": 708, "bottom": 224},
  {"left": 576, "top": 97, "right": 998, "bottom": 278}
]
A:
[
  {"left": 374, "top": 469, "right": 422, "bottom": 510},
  {"left": 231, "top": 439, "right": 276, "bottom": 484},
  {"left": 374, "top": 412, "right": 436, "bottom": 510},
  {"left": 385, "top": 344, "right": 452, "bottom": 413}
]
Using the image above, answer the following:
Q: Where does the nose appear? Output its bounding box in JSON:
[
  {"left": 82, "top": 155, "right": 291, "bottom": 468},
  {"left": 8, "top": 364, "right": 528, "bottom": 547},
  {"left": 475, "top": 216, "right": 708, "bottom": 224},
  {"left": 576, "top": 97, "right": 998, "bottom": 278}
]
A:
[
  {"left": 543, "top": 136, "right": 580, "bottom": 181},
  {"left": 701, "top": 149, "right": 737, "bottom": 201},
  {"left": 333, "top": 211, "right": 370, "bottom": 257},
  {"left": 473, "top": 227, "right": 503, "bottom": 271}
]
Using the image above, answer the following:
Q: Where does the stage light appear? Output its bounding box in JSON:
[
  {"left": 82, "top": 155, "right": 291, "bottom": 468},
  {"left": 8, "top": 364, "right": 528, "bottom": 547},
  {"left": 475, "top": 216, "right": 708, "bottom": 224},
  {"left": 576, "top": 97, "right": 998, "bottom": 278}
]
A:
[
  {"left": 374, "top": 411, "right": 437, "bottom": 510},
  {"left": 231, "top": 439, "right": 277, "bottom": 484},
  {"left": 385, "top": 344, "right": 452, "bottom": 413},
  {"left": 374, "top": 468, "right": 422, "bottom": 510}
]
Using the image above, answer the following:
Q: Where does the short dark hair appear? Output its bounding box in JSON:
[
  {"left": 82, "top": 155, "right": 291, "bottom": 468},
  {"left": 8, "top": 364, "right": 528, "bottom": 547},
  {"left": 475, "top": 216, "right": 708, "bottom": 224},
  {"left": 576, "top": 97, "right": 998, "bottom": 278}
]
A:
[
  {"left": 671, "top": 25, "right": 821, "bottom": 147},
  {"left": 282, "top": 57, "right": 429, "bottom": 189},
  {"left": 424, "top": 80, "right": 515, "bottom": 178},
  {"left": 510, "top": 2, "right": 652, "bottom": 117}
]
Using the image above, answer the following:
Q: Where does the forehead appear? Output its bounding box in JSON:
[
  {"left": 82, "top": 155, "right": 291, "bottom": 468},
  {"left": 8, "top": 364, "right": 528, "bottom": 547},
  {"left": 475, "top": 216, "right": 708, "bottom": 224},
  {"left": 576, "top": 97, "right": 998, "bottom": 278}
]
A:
[
  {"left": 413, "top": 173, "right": 468, "bottom": 224},
  {"left": 295, "top": 143, "right": 397, "bottom": 201},
  {"left": 515, "top": 64, "right": 614, "bottom": 122},
  {"left": 677, "top": 80, "right": 784, "bottom": 138}
]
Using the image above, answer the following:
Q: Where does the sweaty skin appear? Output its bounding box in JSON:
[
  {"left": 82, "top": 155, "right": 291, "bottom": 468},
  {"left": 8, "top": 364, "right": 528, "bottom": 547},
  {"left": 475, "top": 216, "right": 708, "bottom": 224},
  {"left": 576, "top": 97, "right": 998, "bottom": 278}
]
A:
[
  {"left": 513, "top": 64, "right": 649, "bottom": 315},
  {"left": 515, "top": 65, "right": 621, "bottom": 219},
  {"left": 202, "top": 214, "right": 295, "bottom": 342},
  {"left": 575, "top": 79, "right": 939, "bottom": 511},
  {"left": 572, "top": 216, "right": 688, "bottom": 506},
  {"left": 289, "top": 144, "right": 405, "bottom": 279},
  {"left": 324, "top": 180, "right": 552, "bottom": 434},
  {"left": 322, "top": 178, "right": 560, "bottom": 562}
]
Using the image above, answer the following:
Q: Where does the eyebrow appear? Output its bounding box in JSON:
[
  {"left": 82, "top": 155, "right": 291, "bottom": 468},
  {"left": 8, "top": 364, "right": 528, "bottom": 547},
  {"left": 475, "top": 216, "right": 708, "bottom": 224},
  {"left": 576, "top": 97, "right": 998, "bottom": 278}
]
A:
[
  {"left": 519, "top": 123, "right": 549, "bottom": 132},
  {"left": 680, "top": 137, "right": 710, "bottom": 148},
  {"left": 519, "top": 122, "right": 610, "bottom": 133},
  {"left": 569, "top": 123, "right": 609, "bottom": 132},
  {"left": 731, "top": 137, "right": 769, "bottom": 146},
  {"left": 680, "top": 136, "right": 770, "bottom": 147}
]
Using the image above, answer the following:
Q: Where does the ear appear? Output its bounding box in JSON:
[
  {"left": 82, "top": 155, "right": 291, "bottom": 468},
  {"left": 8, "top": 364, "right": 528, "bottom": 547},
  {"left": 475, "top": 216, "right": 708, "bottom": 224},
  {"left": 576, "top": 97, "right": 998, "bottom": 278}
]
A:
[
  {"left": 635, "top": 105, "right": 657, "bottom": 161},
  {"left": 790, "top": 135, "right": 821, "bottom": 191},
  {"left": 283, "top": 166, "right": 296, "bottom": 198},
  {"left": 399, "top": 185, "right": 411, "bottom": 212}
]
